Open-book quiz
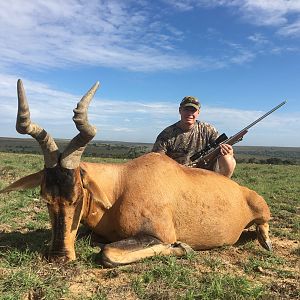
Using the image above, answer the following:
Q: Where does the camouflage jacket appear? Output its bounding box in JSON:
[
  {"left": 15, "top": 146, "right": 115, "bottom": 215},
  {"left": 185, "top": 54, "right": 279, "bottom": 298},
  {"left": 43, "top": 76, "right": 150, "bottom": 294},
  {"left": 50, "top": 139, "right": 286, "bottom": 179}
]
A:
[{"left": 152, "top": 121, "right": 219, "bottom": 168}]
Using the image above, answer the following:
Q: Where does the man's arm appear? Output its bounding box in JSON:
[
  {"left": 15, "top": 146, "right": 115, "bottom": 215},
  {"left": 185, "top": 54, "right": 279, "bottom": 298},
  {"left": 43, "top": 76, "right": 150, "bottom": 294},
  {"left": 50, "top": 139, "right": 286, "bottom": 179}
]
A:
[
  {"left": 217, "top": 144, "right": 236, "bottom": 178},
  {"left": 152, "top": 133, "right": 168, "bottom": 154}
]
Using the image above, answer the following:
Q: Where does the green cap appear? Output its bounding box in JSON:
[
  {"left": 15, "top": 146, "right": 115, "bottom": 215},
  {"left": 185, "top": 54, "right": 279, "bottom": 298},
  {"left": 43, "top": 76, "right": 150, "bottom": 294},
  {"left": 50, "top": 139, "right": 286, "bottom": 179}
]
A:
[{"left": 180, "top": 96, "right": 201, "bottom": 110}]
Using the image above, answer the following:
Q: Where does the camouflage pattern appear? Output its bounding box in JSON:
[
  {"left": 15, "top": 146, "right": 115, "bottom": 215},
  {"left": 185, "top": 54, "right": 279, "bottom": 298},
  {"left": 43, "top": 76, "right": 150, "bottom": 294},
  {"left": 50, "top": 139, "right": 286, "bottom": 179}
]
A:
[
  {"left": 180, "top": 96, "right": 201, "bottom": 110},
  {"left": 152, "top": 120, "right": 219, "bottom": 169}
]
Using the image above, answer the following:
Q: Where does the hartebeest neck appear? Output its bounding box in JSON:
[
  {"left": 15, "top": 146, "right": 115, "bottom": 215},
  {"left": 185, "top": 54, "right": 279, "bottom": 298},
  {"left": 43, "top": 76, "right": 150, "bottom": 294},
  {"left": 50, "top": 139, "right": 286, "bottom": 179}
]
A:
[
  {"left": 80, "top": 162, "right": 125, "bottom": 203},
  {"left": 79, "top": 162, "right": 125, "bottom": 230}
]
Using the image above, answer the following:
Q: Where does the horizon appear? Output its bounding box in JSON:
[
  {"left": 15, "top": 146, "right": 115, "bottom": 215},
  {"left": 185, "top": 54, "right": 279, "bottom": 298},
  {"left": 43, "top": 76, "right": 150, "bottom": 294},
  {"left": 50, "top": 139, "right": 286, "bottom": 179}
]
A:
[
  {"left": 1, "top": 135, "right": 299, "bottom": 149},
  {"left": 0, "top": 1, "right": 299, "bottom": 147}
]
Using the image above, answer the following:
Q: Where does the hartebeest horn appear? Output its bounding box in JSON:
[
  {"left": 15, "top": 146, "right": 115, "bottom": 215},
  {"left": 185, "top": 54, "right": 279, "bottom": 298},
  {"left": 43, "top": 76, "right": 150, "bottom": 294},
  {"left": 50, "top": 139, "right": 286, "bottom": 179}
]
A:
[
  {"left": 60, "top": 82, "right": 99, "bottom": 169},
  {"left": 16, "top": 79, "right": 59, "bottom": 168}
]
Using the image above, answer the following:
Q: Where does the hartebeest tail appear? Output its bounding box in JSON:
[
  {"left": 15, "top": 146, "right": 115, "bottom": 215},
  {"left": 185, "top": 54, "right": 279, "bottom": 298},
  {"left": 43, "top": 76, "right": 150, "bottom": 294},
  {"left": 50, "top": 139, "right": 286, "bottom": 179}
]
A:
[{"left": 0, "top": 80, "right": 272, "bottom": 266}]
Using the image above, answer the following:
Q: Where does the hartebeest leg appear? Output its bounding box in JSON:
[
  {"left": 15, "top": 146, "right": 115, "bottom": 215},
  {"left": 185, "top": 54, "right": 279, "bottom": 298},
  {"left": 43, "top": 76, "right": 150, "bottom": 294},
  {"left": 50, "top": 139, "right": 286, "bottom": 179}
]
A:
[
  {"left": 245, "top": 190, "right": 272, "bottom": 251},
  {"left": 256, "top": 223, "right": 272, "bottom": 251},
  {"left": 100, "top": 235, "right": 193, "bottom": 267}
]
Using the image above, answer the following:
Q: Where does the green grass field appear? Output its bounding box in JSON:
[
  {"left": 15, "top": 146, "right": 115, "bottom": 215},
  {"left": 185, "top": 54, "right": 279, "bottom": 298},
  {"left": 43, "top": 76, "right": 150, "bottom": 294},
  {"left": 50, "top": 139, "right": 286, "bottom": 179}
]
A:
[{"left": 0, "top": 152, "right": 299, "bottom": 299}]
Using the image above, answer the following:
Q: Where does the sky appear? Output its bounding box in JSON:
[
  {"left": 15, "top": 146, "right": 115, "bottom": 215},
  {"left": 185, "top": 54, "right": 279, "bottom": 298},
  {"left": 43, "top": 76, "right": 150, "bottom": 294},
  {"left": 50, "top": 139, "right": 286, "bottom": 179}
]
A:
[{"left": 0, "top": 0, "right": 299, "bottom": 147}]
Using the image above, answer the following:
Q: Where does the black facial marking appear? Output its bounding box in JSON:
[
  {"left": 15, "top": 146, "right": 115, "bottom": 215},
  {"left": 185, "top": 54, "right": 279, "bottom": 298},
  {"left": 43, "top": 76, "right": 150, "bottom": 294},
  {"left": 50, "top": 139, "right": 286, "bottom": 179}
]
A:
[
  {"left": 71, "top": 197, "right": 83, "bottom": 231},
  {"left": 44, "top": 167, "right": 77, "bottom": 199},
  {"left": 50, "top": 207, "right": 67, "bottom": 255}
]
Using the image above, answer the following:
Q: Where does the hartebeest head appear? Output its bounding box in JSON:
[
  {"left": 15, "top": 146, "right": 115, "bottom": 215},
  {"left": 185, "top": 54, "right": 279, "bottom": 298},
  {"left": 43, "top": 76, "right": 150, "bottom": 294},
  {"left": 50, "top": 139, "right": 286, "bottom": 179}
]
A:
[{"left": 15, "top": 79, "right": 100, "bottom": 261}]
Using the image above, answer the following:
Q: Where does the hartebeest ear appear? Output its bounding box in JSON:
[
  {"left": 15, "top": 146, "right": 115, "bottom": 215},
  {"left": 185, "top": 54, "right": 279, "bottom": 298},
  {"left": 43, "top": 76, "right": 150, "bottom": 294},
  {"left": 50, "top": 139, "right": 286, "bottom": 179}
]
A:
[
  {"left": 0, "top": 170, "right": 44, "bottom": 193},
  {"left": 80, "top": 169, "right": 112, "bottom": 210}
]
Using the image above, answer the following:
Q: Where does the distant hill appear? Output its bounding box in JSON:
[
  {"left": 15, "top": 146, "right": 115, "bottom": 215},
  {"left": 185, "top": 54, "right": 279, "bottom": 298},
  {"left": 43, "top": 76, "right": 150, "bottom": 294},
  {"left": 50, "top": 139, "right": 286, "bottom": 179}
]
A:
[
  {"left": 0, "top": 137, "right": 152, "bottom": 159},
  {"left": 0, "top": 137, "right": 299, "bottom": 164},
  {"left": 233, "top": 146, "right": 300, "bottom": 165}
]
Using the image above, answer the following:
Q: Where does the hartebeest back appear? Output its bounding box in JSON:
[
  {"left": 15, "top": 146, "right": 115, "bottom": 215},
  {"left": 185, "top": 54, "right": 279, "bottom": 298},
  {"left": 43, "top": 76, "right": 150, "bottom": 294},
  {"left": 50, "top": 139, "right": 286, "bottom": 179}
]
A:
[{"left": 0, "top": 80, "right": 272, "bottom": 266}]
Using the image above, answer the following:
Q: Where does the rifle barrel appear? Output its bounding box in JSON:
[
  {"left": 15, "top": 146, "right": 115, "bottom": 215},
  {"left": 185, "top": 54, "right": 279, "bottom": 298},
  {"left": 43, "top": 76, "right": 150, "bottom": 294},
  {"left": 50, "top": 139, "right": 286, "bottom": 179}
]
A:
[
  {"left": 235, "top": 100, "right": 287, "bottom": 137},
  {"left": 189, "top": 100, "right": 287, "bottom": 166}
]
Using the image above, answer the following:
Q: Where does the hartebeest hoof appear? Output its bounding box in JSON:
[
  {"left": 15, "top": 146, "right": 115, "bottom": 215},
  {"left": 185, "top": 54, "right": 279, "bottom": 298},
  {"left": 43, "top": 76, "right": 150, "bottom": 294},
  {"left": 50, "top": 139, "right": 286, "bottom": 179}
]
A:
[
  {"left": 47, "top": 250, "right": 76, "bottom": 264},
  {"left": 48, "top": 255, "right": 72, "bottom": 264},
  {"left": 171, "top": 241, "right": 194, "bottom": 255},
  {"left": 256, "top": 226, "right": 272, "bottom": 251}
]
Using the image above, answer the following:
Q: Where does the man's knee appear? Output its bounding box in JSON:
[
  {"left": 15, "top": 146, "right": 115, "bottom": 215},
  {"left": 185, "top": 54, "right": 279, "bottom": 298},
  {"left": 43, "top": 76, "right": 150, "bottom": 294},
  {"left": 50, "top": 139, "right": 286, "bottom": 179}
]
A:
[{"left": 217, "top": 156, "right": 236, "bottom": 178}]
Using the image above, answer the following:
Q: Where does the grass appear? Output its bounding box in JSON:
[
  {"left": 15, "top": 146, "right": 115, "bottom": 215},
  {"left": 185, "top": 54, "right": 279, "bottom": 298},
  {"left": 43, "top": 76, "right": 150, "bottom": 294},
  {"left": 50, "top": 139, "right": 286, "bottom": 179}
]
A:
[
  {"left": 0, "top": 152, "right": 299, "bottom": 299},
  {"left": 232, "top": 163, "right": 300, "bottom": 241},
  {"left": 131, "top": 255, "right": 267, "bottom": 299},
  {"left": 132, "top": 256, "right": 266, "bottom": 299}
]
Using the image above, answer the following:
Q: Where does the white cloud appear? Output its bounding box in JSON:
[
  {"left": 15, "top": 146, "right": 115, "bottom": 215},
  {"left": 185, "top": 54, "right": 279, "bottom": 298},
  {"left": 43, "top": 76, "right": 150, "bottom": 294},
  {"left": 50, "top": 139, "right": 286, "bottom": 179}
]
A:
[
  {"left": 227, "top": 0, "right": 300, "bottom": 37},
  {"left": 112, "top": 127, "right": 135, "bottom": 132},
  {"left": 229, "top": 49, "right": 256, "bottom": 65},
  {"left": 248, "top": 33, "right": 269, "bottom": 45},
  {"left": 0, "top": 0, "right": 197, "bottom": 72},
  {"left": 164, "top": 0, "right": 300, "bottom": 36},
  {"left": 278, "top": 18, "right": 300, "bottom": 36},
  {"left": 1, "top": 0, "right": 297, "bottom": 74},
  {"left": 0, "top": 74, "right": 299, "bottom": 146}
]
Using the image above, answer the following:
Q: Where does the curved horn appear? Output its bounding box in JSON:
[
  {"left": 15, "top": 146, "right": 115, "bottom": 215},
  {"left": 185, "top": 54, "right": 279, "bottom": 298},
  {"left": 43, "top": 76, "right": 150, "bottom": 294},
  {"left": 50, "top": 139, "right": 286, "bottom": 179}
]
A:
[
  {"left": 60, "top": 82, "right": 99, "bottom": 169},
  {"left": 16, "top": 79, "right": 59, "bottom": 168}
]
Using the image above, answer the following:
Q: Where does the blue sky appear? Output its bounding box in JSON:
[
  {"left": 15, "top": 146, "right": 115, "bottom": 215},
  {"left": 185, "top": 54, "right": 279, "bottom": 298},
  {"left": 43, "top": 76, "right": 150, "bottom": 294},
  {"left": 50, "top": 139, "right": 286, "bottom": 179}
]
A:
[{"left": 0, "top": 0, "right": 299, "bottom": 146}]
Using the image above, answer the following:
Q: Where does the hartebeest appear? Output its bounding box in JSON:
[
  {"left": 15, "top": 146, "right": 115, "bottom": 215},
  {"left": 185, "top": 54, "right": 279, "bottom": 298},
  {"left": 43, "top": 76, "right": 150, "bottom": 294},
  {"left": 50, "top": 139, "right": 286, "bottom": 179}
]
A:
[{"left": 0, "top": 80, "right": 272, "bottom": 267}]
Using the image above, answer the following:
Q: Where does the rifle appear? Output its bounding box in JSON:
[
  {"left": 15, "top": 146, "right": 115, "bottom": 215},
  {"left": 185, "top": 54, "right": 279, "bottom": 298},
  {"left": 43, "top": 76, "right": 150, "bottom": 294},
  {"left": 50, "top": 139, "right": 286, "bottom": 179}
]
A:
[{"left": 189, "top": 101, "right": 287, "bottom": 169}]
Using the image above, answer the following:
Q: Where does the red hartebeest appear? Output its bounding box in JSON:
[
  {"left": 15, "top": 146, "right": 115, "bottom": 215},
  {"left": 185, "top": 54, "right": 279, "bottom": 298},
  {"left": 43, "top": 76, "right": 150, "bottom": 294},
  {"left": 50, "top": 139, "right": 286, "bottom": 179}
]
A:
[{"left": 0, "top": 80, "right": 272, "bottom": 267}]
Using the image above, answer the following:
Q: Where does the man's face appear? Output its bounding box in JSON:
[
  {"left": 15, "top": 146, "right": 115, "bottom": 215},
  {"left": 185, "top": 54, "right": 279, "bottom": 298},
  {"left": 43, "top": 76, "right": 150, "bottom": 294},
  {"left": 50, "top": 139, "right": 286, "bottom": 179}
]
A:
[{"left": 179, "top": 106, "right": 200, "bottom": 126}]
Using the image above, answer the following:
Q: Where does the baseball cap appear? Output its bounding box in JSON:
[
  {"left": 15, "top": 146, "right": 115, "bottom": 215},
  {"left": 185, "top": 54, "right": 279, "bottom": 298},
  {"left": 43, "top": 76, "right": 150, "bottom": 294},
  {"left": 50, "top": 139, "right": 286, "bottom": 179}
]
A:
[{"left": 180, "top": 96, "right": 201, "bottom": 110}]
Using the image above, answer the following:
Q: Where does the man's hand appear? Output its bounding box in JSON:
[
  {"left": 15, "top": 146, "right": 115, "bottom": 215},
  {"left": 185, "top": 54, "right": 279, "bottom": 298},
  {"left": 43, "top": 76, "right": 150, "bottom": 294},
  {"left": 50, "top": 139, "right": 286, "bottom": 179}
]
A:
[{"left": 220, "top": 144, "right": 234, "bottom": 156}]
